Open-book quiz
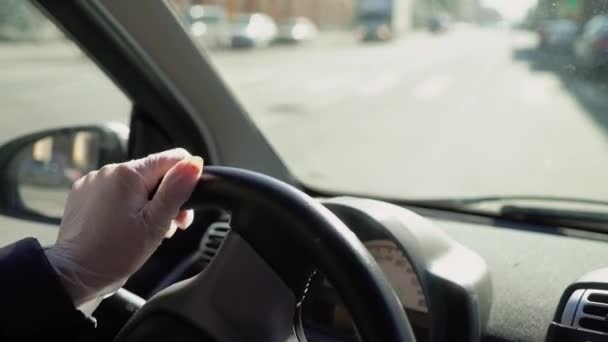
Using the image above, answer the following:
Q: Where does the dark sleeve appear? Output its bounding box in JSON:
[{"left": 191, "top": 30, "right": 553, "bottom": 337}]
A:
[{"left": 0, "top": 238, "right": 95, "bottom": 341}]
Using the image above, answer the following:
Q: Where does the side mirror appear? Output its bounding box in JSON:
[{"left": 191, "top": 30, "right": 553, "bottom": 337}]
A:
[{"left": 0, "top": 123, "right": 128, "bottom": 224}]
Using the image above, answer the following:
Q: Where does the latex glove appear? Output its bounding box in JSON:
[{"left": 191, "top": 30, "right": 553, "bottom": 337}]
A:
[{"left": 45, "top": 148, "right": 203, "bottom": 308}]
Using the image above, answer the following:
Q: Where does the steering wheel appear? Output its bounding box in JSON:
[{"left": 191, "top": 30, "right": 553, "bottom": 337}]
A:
[{"left": 116, "top": 166, "right": 416, "bottom": 342}]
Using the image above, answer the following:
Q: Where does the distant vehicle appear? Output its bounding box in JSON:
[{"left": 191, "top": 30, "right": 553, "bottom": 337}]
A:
[
  {"left": 356, "top": 0, "right": 410, "bottom": 41},
  {"left": 230, "top": 13, "right": 278, "bottom": 48},
  {"left": 575, "top": 15, "right": 608, "bottom": 70},
  {"left": 537, "top": 19, "right": 578, "bottom": 52},
  {"left": 185, "top": 5, "right": 229, "bottom": 49},
  {"left": 427, "top": 14, "right": 450, "bottom": 33},
  {"left": 275, "top": 17, "right": 318, "bottom": 44}
]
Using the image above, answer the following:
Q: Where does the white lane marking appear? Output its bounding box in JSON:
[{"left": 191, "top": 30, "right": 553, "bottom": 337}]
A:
[
  {"left": 412, "top": 75, "right": 452, "bottom": 99},
  {"left": 357, "top": 73, "right": 403, "bottom": 97}
]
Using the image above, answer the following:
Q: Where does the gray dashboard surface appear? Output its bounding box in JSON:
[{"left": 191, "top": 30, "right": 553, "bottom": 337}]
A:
[{"left": 434, "top": 218, "right": 608, "bottom": 341}]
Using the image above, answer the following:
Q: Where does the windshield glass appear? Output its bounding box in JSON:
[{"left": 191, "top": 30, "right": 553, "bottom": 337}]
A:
[{"left": 169, "top": 0, "right": 608, "bottom": 204}]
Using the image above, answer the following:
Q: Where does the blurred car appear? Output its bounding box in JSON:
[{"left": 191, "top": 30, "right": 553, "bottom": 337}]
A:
[
  {"left": 427, "top": 14, "right": 450, "bottom": 33},
  {"left": 274, "top": 17, "right": 318, "bottom": 44},
  {"left": 537, "top": 19, "right": 578, "bottom": 52},
  {"left": 575, "top": 15, "right": 608, "bottom": 70},
  {"left": 18, "top": 159, "right": 71, "bottom": 188},
  {"left": 230, "top": 13, "right": 277, "bottom": 48},
  {"left": 185, "top": 5, "right": 229, "bottom": 49}
]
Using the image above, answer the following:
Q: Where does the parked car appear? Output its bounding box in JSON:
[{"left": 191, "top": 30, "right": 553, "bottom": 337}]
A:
[
  {"left": 186, "top": 5, "right": 229, "bottom": 49},
  {"left": 274, "top": 17, "right": 318, "bottom": 44},
  {"left": 575, "top": 15, "right": 608, "bottom": 70},
  {"left": 230, "top": 13, "right": 277, "bottom": 48},
  {"left": 18, "top": 158, "right": 70, "bottom": 188},
  {"left": 537, "top": 19, "right": 578, "bottom": 52}
]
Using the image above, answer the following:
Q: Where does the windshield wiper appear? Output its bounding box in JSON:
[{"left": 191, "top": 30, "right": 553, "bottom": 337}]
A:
[
  {"left": 421, "top": 195, "right": 608, "bottom": 208},
  {"left": 499, "top": 205, "right": 608, "bottom": 231},
  {"left": 401, "top": 196, "right": 608, "bottom": 232}
]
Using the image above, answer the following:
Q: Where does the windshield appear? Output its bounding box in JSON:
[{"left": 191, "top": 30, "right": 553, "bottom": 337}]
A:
[{"left": 170, "top": 0, "right": 608, "bottom": 206}]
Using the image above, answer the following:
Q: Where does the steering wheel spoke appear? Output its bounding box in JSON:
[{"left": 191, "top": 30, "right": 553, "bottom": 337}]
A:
[{"left": 117, "top": 231, "right": 300, "bottom": 341}]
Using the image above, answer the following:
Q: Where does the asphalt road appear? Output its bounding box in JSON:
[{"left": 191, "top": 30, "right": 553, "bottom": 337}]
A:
[
  {"left": 210, "top": 26, "right": 608, "bottom": 201},
  {"left": 1, "top": 26, "right": 608, "bottom": 243}
]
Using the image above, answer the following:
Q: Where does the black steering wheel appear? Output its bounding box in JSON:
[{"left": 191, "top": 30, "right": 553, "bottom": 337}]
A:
[{"left": 116, "top": 166, "right": 416, "bottom": 342}]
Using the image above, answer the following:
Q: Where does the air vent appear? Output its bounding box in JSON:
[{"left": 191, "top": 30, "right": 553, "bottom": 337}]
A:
[
  {"left": 199, "top": 219, "right": 230, "bottom": 264},
  {"left": 561, "top": 289, "right": 608, "bottom": 335},
  {"left": 589, "top": 293, "right": 608, "bottom": 304}
]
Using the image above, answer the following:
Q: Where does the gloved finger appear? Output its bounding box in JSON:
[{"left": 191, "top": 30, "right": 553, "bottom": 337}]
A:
[
  {"left": 165, "top": 221, "right": 179, "bottom": 239},
  {"left": 174, "top": 209, "right": 195, "bottom": 230},
  {"left": 143, "top": 157, "right": 203, "bottom": 234},
  {"left": 128, "top": 148, "right": 192, "bottom": 192}
]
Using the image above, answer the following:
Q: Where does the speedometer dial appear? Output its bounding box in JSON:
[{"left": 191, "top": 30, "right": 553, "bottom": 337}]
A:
[
  {"left": 364, "top": 239, "right": 428, "bottom": 313},
  {"left": 314, "top": 197, "right": 492, "bottom": 342}
]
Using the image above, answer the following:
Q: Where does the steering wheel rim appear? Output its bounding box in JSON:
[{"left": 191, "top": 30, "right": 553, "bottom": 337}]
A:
[{"left": 117, "top": 166, "right": 416, "bottom": 342}]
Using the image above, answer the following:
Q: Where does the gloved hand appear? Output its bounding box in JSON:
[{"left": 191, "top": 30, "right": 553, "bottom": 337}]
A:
[{"left": 44, "top": 148, "right": 203, "bottom": 310}]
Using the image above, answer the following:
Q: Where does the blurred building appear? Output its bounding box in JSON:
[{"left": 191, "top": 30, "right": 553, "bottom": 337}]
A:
[
  {"left": 578, "top": 0, "right": 608, "bottom": 21},
  {"left": 188, "top": 0, "right": 356, "bottom": 28},
  {"left": 535, "top": 0, "right": 608, "bottom": 22},
  {"left": 0, "top": 0, "right": 62, "bottom": 41},
  {"left": 413, "top": 0, "right": 480, "bottom": 26},
  {"left": 448, "top": 0, "right": 480, "bottom": 21},
  {"left": 477, "top": 6, "right": 502, "bottom": 24}
]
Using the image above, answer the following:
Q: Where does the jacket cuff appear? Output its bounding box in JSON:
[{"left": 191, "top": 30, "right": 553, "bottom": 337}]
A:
[{"left": 0, "top": 238, "right": 95, "bottom": 340}]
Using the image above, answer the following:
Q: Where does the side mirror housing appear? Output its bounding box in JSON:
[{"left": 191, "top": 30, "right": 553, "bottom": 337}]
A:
[{"left": 0, "top": 123, "right": 128, "bottom": 224}]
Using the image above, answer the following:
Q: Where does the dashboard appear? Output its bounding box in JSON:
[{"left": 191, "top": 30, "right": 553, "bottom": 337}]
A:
[
  {"left": 439, "top": 216, "right": 608, "bottom": 341},
  {"left": 150, "top": 196, "right": 608, "bottom": 342}
]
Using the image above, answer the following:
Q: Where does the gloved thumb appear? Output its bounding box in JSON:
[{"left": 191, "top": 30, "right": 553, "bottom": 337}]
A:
[{"left": 143, "top": 156, "right": 203, "bottom": 236}]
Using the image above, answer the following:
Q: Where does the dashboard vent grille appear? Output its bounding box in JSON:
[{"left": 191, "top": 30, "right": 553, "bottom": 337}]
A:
[
  {"left": 588, "top": 293, "right": 608, "bottom": 304},
  {"left": 579, "top": 318, "right": 608, "bottom": 334},
  {"left": 582, "top": 305, "right": 608, "bottom": 317},
  {"left": 561, "top": 289, "right": 608, "bottom": 335},
  {"left": 199, "top": 218, "right": 230, "bottom": 264}
]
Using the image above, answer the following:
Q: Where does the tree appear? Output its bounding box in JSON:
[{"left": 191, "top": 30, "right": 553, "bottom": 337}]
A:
[{"left": 0, "top": 0, "right": 54, "bottom": 41}]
